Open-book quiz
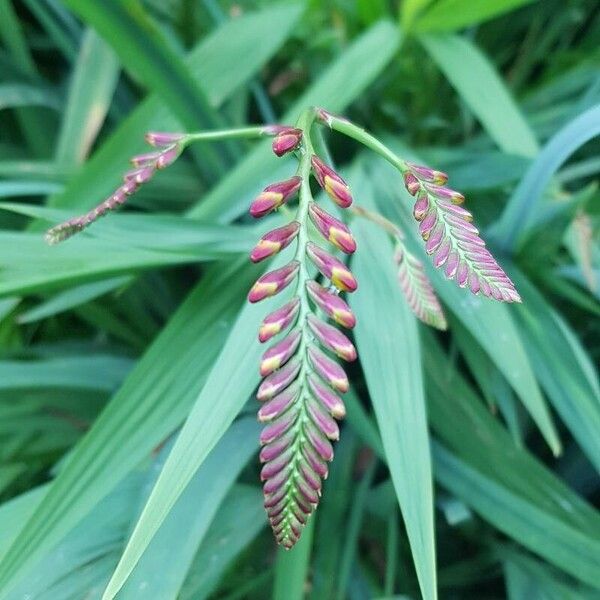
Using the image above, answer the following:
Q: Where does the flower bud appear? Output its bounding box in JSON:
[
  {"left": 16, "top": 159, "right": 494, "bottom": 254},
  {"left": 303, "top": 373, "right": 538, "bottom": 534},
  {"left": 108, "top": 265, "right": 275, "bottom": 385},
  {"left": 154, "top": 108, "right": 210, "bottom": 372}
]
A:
[
  {"left": 306, "top": 243, "right": 357, "bottom": 292},
  {"left": 424, "top": 184, "right": 464, "bottom": 204},
  {"left": 305, "top": 419, "right": 334, "bottom": 461},
  {"left": 311, "top": 155, "right": 352, "bottom": 208},
  {"left": 124, "top": 166, "right": 154, "bottom": 184},
  {"left": 257, "top": 356, "right": 301, "bottom": 401},
  {"left": 306, "top": 281, "right": 355, "bottom": 328},
  {"left": 258, "top": 297, "right": 300, "bottom": 343},
  {"left": 156, "top": 144, "right": 183, "bottom": 169},
  {"left": 403, "top": 172, "right": 421, "bottom": 196},
  {"left": 250, "top": 222, "right": 300, "bottom": 263},
  {"left": 260, "top": 409, "right": 298, "bottom": 445},
  {"left": 260, "top": 329, "right": 302, "bottom": 376},
  {"left": 249, "top": 176, "right": 302, "bottom": 218},
  {"left": 307, "top": 315, "right": 357, "bottom": 362},
  {"left": 406, "top": 162, "right": 448, "bottom": 185},
  {"left": 272, "top": 127, "right": 303, "bottom": 157},
  {"left": 307, "top": 396, "right": 339, "bottom": 440},
  {"left": 307, "top": 374, "right": 346, "bottom": 418},
  {"left": 248, "top": 261, "right": 300, "bottom": 303},
  {"left": 307, "top": 346, "right": 349, "bottom": 393},
  {"left": 145, "top": 132, "right": 185, "bottom": 147},
  {"left": 413, "top": 192, "right": 429, "bottom": 221},
  {"left": 308, "top": 202, "right": 356, "bottom": 254},
  {"left": 258, "top": 381, "right": 301, "bottom": 422},
  {"left": 130, "top": 151, "right": 161, "bottom": 167}
]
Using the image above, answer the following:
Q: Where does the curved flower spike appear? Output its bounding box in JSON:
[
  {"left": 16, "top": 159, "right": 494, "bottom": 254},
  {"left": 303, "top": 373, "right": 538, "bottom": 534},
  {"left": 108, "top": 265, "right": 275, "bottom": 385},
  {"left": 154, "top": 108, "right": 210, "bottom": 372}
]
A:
[
  {"left": 271, "top": 127, "right": 303, "bottom": 157},
  {"left": 258, "top": 298, "right": 300, "bottom": 343},
  {"left": 307, "top": 315, "right": 357, "bottom": 361},
  {"left": 402, "top": 165, "right": 520, "bottom": 302},
  {"left": 306, "top": 242, "right": 358, "bottom": 292},
  {"left": 249, "top": 177, "right": 302, "bottom": 218},
  {"left": 45, "top": 132, "right": 185, "bottom": 245},
  {"left": 248, "top": 261, "right": 300, "bottom": 303},
  {"left": 250, "top": 222, "right": 300, "bottom": 263},
  {"left": 306, "top": 281, "right": 356, "bottom": 328},
  {"left": 308, "top": 202, "right": 356, "bottom": 254},
  {"left": 311, "top": 155, "right": 353, "bottom": 208}
]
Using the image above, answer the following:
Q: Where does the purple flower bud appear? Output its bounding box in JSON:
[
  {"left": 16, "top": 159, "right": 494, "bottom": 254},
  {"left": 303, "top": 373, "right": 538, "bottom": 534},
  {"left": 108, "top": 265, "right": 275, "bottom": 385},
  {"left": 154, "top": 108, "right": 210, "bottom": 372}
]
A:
[
  {"left": 307, "top": 374, "right": 346, "bottom": 418},
  {"left": 272, "top": 127, "right": 303, "bottom": 157},
  {"left": 308, "top": 202, "right": 356, "bottom": 254},
  {"left": 258, "top": 381, "right": 301, "bottom": 422},
  {"left": 299, "top": 460, "right": 322, "bottom": 491},
  {"left": 250, "top": 222, "right": 300, "bottom": 263},
  {"left": 307, "top": 315, "right": 357, "bottom": 362},
  {"left": 260, "top": 430, "right": 295, "bottom": 463},
  {"left": 433, "top": 239, "right": 452, "bottom": 268},
  {"left": 406, "top": 162, "right": 448, "bottom": 185},
  {"left": 260, "top": 408, "right": 298, "bottom": 445},
  {"left": 419, "top": 210, "right": 438, "bottom": 240},
  {"left": 145, "top": 132, "right": 185, "bottom": 147},
  {"left": 260, "top": 328, "right": 302, "bottom": 376},
  {"left": 311, "top": 155, "right": 353, "bottom": 208},
  {"left": 258, "top": 298, "right": 300, "bottom": 343},
  {"left": 307, "top": 346, "right": 349, "bottom": 393},
  {"left": 306, "top": 242, "right": 357, "bottom": 292},
  {"left": 122, "top": 180, "right": 139, "bottom": 195},
  {"left": 404, "top": 172, "right": 421, "bottom": 196},
  {"left": 256, "top": 356, "right": 301, "bottom": 401},
  {"left": 425, "top": 224, "right": 445, "bottom": 254},
  {"left": 305, "top": 419, "right": 334, "bottom": 461},
  {"left": 307, "top": 396, "right": 339, "bottom": 440},
  {"left": 306, "top": 281, "right": 355, "bottom": 328},
  {"left": 413, "top": 192, "right": 429, "bottom": 221},
  {"left": 156, "top": 144, "right": 183, "bottom": 169},
  {"left": 425, "top": 184, "right": 465, "bottom": 204},
  {"left": 124, "top": 166, "right": 154, "bottom": 184},
  {"left": 249, "top": 176, "right": 302, "bottom": 218},
  {"left": 302, "top": 442, "right": 329, "bottom": 478},
  {"left": 261, "top": 448, "right": 293, "bottom": 481},
  {"left": 248, "top": 261, "right": 300, "bottom": 303},
  {"left": 130, "top": 151, "right": 161, "bottom": 167},
  {"left": 263, "top": 466, "right": 290, "bottom": 494}
]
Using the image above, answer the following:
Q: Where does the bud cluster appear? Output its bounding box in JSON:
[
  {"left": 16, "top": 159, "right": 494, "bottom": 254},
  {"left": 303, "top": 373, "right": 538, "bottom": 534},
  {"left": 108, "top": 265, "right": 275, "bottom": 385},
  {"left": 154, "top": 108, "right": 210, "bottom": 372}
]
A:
[
  {"left": 248, "top": 122, "right": 359, "bottom": 548},
  {"left": 45, "top": 133, "right": 185, "bottom": 244},
  {"left": 402, "top": 162, "right": 521, "bottom": 302}
]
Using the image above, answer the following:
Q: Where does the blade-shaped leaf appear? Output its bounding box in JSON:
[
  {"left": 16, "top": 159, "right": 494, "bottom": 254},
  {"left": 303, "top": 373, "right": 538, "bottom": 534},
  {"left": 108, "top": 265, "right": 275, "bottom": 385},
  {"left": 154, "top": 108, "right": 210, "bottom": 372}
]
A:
[{"left": 349, "top": 167, "right": 437, "bottom": 600}]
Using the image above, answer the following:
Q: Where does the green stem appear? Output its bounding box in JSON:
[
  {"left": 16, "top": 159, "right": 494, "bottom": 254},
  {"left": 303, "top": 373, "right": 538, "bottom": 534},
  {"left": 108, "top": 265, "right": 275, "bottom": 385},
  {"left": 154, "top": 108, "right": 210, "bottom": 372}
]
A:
[
  {"left": 276, "top": 107, "right": 317, "bottom": 540},
  {"left": 317, "top": 110, "right": 408, "bottom": 173},
  {"left": 184, "top": 125, "right": 270, "bottom": 144}
]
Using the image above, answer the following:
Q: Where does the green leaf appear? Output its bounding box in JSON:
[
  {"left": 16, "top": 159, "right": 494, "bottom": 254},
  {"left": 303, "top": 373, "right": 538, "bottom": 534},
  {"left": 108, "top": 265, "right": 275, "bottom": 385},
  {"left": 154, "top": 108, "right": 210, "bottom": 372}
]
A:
[
  {"left": 510, "top": 269, "right": 600, "bottom": 470},
  {"left": 0, "top": 204, "right": 256, "bottom": 296},
  {"left": 60, "top": 0, "right": 227, "bottom": 179},
  {"left": 120, "top": 418, "right": 259, "bottom": 599},
  {"left": 55, "top": 29, "right": 120, "bottom": 165},
  {"left": 48, "top": 3, "right": 304, "bottom": 212},
  {"left": 419, "top": 33, "right": 538, "bottom": 158},
  {"left": 372, "top": 154, "right": 561, "bottom": 455},
  {"left": 0, "top": 355, "right": 132, "bottom": 392},
  {"left": 18, "top": 277, "right": 129, "bottom": 324},
  {"left": 349, "top": 166, "right": 437, "bottom": 600},
  {"left": 0, "top": 83, "right": 61, "bottom": 111},
  {"left": 189, "top": 21, "right": 402, "bottom": 223},
  {"left": 99, "top": 275, "right": 269, "bottom": 598},
  {"left": 413, "top": 0, "right": 537, "bottom": 33},
  {"left": 0, "top": 261, "right": 256, "bottom": 595},
  {"left": 424, "top": 335, "right": 600, "bottom": 588},
  {"left": 492, "top": 105, "right": 600, "bottom": 249},
  {"left": 179, "top": 485, "right": 265, "bottom": 600}
]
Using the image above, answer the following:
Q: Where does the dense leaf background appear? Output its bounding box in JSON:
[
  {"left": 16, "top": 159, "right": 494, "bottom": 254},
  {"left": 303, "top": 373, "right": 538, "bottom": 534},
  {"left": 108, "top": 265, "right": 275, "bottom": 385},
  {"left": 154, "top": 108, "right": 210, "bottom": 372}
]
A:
[{"left": 0, "top": 0, "right": 598, "bottom": 598}]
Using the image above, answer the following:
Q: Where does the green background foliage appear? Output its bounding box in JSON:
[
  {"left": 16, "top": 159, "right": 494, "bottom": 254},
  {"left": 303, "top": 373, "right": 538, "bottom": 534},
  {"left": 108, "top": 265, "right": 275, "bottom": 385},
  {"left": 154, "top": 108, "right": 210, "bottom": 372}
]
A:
[{"left": 0, "top": 0, "right": 598, "bottom": 598}]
